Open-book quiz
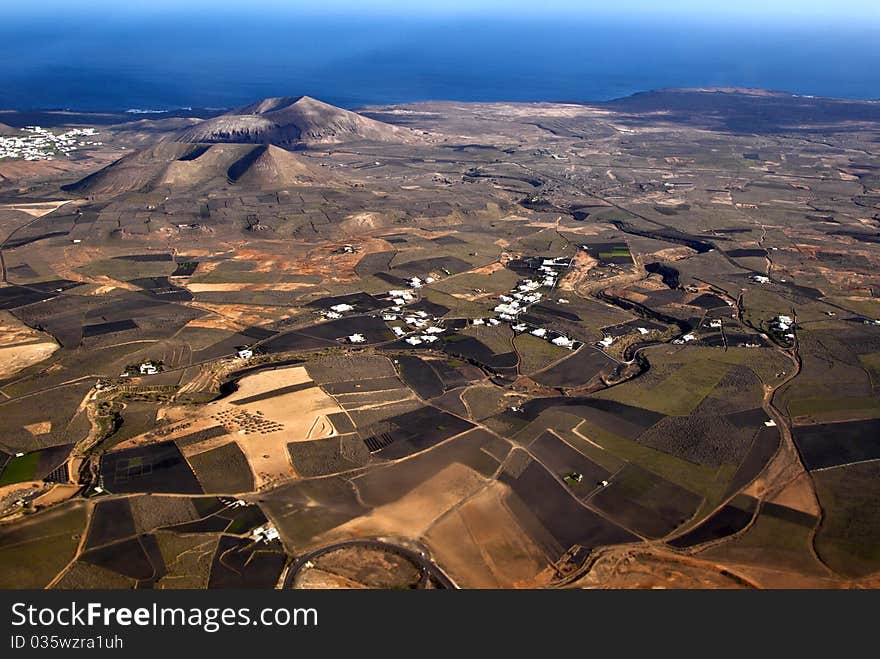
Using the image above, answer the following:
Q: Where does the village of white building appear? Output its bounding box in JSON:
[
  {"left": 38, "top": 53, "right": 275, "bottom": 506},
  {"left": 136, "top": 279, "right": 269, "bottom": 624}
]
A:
[
  {"left": 0, "top": 126, "right": 101, "bottom": 161},
  {"left": 324, "top": 256, "right": 584, "bottom": 353}
]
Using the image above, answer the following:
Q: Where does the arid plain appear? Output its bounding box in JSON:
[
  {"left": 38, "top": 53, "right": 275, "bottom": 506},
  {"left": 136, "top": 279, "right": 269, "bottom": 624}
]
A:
[{"left": 1, "top": 90, "right": 879, "bottom": 589}]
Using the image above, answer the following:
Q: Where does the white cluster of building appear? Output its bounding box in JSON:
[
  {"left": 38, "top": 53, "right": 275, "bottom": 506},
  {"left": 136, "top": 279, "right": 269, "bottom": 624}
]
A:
[
  {"left": 120, "top": 360, "right": 161, "bottom": 376},
  {"left": 330, "top": 257, "right": 584, "bottom": 352},
  {"left": 341, "top": 281, "right": 448, "bottom": 345},
  {"left": 250, "top": 523, "right": 280, "bottom": 543},
  {"left": 325, "top": 277, "right": 434, "bottom": 324},
  {"left": 771, "top": 314, "right": 795, "bottom": 339},
  {"left": 387, "top": 289, "right": 416, "bottom": 306},
  {"left": 494, "top": 285, "right": 543, "bottom": 321},
  {"left": 388, "top": 309, "right": 447, "bottom": 346},
  {"left": 323, "top": 303, "right": 354, "bottom": 320},
  {"left": 482, "top": 257, "right": 577, "bottom": 350},
  {"left": 596, "top": 325, "right": 653, "bottom": 349},
  {"left": 0, "top": 126, "right": 101, "bottom": 161}
]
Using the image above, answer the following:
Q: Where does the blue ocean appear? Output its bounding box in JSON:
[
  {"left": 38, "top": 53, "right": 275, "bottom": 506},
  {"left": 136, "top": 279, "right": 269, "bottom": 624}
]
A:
[{"left": 0, "top": 11, "right": 877, "bottom": 110}]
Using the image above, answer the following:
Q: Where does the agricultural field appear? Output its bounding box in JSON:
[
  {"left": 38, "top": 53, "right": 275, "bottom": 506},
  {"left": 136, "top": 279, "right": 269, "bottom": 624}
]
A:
[{"left": 1, "top": 89, "right": 879, "bottom": 589}]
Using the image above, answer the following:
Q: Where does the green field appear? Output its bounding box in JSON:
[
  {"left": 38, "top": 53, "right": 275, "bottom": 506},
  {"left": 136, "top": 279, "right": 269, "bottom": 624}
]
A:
[
  {"left": 0, "top": 504, "right": 87, "bottom": 588},
  {"left": 461, "top": 323, "right": 515, "bottom": 354},
  {"left": 813, "top": 461, "right": 880, "bottom": 578},
  {"left": 598, "top": 358, "right": 731, "bottom": 417},
  {"left": 701, "top": 508, "right": 826, "bottom": 577},
  {"left": 462, "top": 385, "right": 507, "bottom": 420},
  {"left": 155, "top": 531, "right": 217, "bottom": 589},
  {"left": 828, "top": 296, "right": 880, "bottom": 319},
  {"left": 432, "top": 269, "right": 521, "bottom": 296},
  {"left": 421, "top": 288, "right": 488, "bottom": 318},
  {"left": 551, "top": 425, "right": 627, "bottom": 473},
  {"left": 598, "top": 249, "right": 631, "bottom": 259},
  {"left": 187, "top": 442, "right": 255, "bottom": 494},
  {"left": 575, "top": 418, "right": 728, "bottom": 502},
  {"left": 787, "top": 395, "right": 880, "bottom": 420},
  {"left": 0, "top": 452, "right": 40, "bottom": 486},
  {"left": 76, "top": 258, "right": 175, "bottom": 281},
  {"left": 191, "top": 270, "right": 320, "bottom": 285},
  {"left": 513, "top": 333, "right": 570, "bottom": 374},
  {"left": 858, "top": 353, "right": 880, "bottom": 388}
]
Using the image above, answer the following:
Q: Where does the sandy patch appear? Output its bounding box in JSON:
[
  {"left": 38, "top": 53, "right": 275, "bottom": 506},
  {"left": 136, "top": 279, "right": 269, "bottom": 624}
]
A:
[
  {"left": 766, "top": 472, "right": 821, "bottom": 516},
  {"left": 161, "top": 366, "right": 345, "bottom": 489},
  {"left": 32, "top": 484, "right": 78, "bottom": 506},
  {"left": 654, "top": 197, "right": 688, "bottom": 206},
  {"left": 423, "top": 510, "right": 503, "bottom": 588},
  {"left": 294, "top": 568, "right": 369, "bottom": 589},
  {"left": 0, "top": 342, "right": 59, "bottom": 380},
  {"left": 652, "top": 246, "right": 696, "bottom": 261},
  {"left": 333, "top": 389, "right": 416, "bottom": 409},
  {"left": 230, "top": 364, "right": 312, "bottom": 398},
  {"left": 558, "top": 250, "right": 598, "bottom": 291},
  {"left": 86, "top": 285, "right": 119, "bottom": 296},
  {"left": 705, "top": 563, "right": 842, "bottom": 589},
  {"left": 0, "top": 312, "right": 58, "bottom": 378},
  {"left": 23, "top": 421, "right": 52, "bottom": 435},
  {"left": 572, "top": 547, "right": 754, "bottom": 589},
  {"left": 468, "top": 261, "right": 506, "bottom": 276},
  {"left": 0, "top": 200, "right": 71, "bottom": 217},
  {"left": 185, "top": 302, "right": 291, "bottom": 327},
  {"left": 307, "top": 416, "right": 335, "bottom": 440},
  {"left": 0, "top": 311, "right": 50, "bottom": 348},
  {"left": 425, "top": 482, "right": 551, "bottom": 588},
  {"left": 333, "top": 463, "right": 487, "bottom": 540},
  {"left": 186, "top": 282, "right": 311, "bottom": 293},
  {"left": 340, "top": 212, "right": 388, "bottom": 233},
  {"left": 182, "top": 317, "right": 244, "bottom": 333}
]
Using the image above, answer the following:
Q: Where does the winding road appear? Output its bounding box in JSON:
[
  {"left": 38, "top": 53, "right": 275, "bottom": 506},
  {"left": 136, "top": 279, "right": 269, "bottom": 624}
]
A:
[{"left": 281, "top": 538, "right": 457, "bottom": 589}]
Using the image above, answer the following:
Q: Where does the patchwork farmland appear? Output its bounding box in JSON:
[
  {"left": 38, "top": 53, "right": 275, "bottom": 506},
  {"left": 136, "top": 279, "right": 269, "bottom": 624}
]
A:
[{"left": 1, "top": 89, "right": 880, "bottom": 589}]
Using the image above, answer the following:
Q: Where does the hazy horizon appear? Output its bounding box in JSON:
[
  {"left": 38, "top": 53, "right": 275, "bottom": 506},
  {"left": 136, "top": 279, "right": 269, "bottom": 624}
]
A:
[
  {"left": 1, "top": 6, "right": 877, "bottom": 111},
  {"left": 9, "top": 0, "right": 880, "bottom": 21}
]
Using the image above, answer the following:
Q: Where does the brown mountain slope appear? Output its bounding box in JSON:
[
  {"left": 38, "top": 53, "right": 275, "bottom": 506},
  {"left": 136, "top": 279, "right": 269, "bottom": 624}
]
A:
[
  {"left": 62, "top": 142, "right": 341, "bottom": 196},
  {"left": 175, "top": 95, "right": 417, "bottom": 146},
  {"left": 225, "top": 144, "right": 335, "bottom": 187}
]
